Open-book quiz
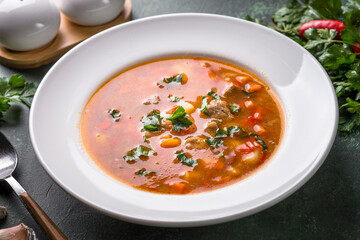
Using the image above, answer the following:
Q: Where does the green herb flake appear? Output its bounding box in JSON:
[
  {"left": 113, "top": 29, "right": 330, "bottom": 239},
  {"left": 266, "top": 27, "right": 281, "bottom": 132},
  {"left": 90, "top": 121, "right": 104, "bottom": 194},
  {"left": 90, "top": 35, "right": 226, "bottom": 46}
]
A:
[
  {"left": 166, "top": 106, "right": 193, "bottom": 132},
  {"left": 124, "top": 145, "right": 149, "bottom": 162},
  {"left": 227, "top": 126, "right": 241, "bottom": 135},
  {"left": 250, "top": 133, "right": 268, "bottom": 152},
  {"left": 229, "top": 103, "right": 240, "bottom": 114},
  {"left": 142, "top": 110, "right": 162, "bottom": 132},
  {"left": 175, "top": 151, "right": 198, "bottom": 167},
  {"left": 143, "top": 136, "right": 157, "bottom": 154},
  {"left": 108, "top": 109, "right": 121, "bottom": 121},
  {"left": 136, "top": 169, "right": 155, "bottom": 176},
  {"left": 168, "top": 95, "right": 182, "bottom": 102},
  {"left": 162, "top": 73, "right": 184, "bottom": 84},
  {"left": 208, "top": 90, "right": 220, "bottom": 100},
  {"left": 200, "top": 97, "right": 210, "bottom": 116},
  {"left": 206, "top": 137, "right": 224, "bottom": 149},
  {"left": 214, "top": 128, "right": 227, "bottom": 138}
]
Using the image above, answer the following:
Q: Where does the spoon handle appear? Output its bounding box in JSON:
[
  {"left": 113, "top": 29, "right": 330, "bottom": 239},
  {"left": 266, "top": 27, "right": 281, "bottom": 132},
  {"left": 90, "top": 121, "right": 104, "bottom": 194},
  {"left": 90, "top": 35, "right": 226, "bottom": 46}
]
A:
[{"left": 5, "top": 176, "right": 67, "bottom": 240}]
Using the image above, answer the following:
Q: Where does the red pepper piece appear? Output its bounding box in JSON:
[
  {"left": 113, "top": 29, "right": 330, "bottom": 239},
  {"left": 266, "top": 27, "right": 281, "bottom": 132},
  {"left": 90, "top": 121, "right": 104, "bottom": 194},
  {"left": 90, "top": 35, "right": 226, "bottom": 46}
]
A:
[{"left": 299, "top": 20, "right": 345, "bottom": 39}]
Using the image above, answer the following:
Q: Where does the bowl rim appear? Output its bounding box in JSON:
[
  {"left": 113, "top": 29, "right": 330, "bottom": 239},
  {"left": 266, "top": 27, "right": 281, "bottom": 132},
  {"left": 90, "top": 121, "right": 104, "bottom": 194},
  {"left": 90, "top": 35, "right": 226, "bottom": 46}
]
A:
[{"left": 29, "top": 13, "right": 338, "bottom": 227}]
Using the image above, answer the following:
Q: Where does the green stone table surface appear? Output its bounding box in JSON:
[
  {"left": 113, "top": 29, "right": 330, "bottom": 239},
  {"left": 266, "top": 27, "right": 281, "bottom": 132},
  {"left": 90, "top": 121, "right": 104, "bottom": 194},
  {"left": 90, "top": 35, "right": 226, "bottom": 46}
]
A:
[{"left": 0, "top": 0, "right": 359, "bottom": 239}]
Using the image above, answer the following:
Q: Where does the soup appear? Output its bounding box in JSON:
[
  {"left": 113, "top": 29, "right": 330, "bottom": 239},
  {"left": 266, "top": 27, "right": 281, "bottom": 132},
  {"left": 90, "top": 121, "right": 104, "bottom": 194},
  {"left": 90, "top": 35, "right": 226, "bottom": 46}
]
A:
[{"left": 81, "top": 57, "right": 284, "bottom": 194}]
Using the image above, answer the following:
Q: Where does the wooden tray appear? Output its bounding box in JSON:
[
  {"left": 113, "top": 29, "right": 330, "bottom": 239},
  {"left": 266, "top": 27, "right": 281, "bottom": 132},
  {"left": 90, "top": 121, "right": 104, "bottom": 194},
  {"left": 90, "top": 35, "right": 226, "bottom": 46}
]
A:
[{"left": 0, "top": 0, "right": 132, "bottom": 69}]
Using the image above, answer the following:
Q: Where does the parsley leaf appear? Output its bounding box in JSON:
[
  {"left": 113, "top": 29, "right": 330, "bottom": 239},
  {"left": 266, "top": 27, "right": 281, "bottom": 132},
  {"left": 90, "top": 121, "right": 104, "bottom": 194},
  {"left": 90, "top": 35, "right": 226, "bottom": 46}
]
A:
[
  {"left": 229, "top": 103, "right": 240, "bottom": 114},
  {"left": 168, "top": 95, "right": 182, "bottom": 102},
  {"left": 214, "top": 128, "right": 227, "bottom": 138},
  {"left": 206, "top": 137, "right": 223, "bottom": 149},
  {"left": 142, "top": 110, "right": 162, "bottom": 132},
  {"left": 175, "top": 151, "right": 198, "bottom": 167},
  {"left": 227, "top": 126, "right": 241, "bottom": 135},
  {"left": 250, "top": 133, "right": 268, "bottom": 152},
  {"left": 0, "top": 74, "right": 37, "bottom": 118},
  {"left": 166, "top": 106, "right": 193, "bottom": 132},
  {"left": 124, "top": 145, "right": 149, "bottom": 162},
  {"left": 208, "top": 91, "right": 220, "bottom": 100},
  {"left": 136, "top": 169, "right": 155, "bottom": 176},
  {"left": 108, "top": 109, "right": 121, "bottom": 121},
  {"left": 200, "top": 97, "right": 210, "bottom": 116},
  {"left": 162, "top": 73, "right": 184, "bottom": 84}
]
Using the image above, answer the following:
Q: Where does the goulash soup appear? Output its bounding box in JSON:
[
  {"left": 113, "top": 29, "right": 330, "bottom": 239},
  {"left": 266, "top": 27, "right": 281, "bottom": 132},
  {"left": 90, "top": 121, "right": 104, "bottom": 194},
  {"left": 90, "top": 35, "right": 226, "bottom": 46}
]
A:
[{"left": 81, "top": 57, "right": 284, "bottom": 194}]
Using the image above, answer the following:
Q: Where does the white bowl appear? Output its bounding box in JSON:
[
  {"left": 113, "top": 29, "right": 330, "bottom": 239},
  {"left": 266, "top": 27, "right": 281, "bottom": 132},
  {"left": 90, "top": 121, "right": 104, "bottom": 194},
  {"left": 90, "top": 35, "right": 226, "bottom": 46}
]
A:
[
  {"left": 0, "top": 0, "right": 60, "bottom": 51},
  {"left": 29, "top": 14, "right": 338, "bottom": 227},
  {"left": 56, "top": 0, "right": 125, "bottom": 26}
]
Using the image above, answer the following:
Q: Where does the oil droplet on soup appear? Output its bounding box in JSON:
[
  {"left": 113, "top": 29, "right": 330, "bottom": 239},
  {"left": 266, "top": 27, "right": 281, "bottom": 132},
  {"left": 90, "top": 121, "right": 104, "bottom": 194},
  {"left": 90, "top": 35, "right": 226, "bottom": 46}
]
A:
[{"left": 81, "top": 57, "right": 284, "bottom": 194}]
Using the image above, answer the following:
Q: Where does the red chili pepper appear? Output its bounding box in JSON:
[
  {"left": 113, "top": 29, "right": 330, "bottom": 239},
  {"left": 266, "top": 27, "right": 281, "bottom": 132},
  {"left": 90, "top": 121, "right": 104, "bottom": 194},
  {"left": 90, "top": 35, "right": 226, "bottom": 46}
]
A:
[
  {"left": 352, "top": 43, "right": 360, "bottom": 58},
  {"left": 299, "top": 20, "right": 345, "bottom": 39}
]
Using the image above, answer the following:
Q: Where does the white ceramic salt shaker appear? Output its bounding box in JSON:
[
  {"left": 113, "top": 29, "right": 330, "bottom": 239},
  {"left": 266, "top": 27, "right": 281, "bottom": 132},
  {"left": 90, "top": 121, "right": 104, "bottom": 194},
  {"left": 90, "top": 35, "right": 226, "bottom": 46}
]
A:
[
  {"left": 56, "top": 0, "right": 125, "bottom": 26},
  {"left": 0, "top": 0, "right": 61, "bottom": 51}
]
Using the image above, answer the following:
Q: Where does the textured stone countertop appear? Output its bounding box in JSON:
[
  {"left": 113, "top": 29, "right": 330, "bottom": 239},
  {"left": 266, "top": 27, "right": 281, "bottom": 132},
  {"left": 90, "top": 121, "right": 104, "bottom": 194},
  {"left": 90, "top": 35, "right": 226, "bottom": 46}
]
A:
[{"left": 0, "top": 0, "right": 359, "bottom": 239}]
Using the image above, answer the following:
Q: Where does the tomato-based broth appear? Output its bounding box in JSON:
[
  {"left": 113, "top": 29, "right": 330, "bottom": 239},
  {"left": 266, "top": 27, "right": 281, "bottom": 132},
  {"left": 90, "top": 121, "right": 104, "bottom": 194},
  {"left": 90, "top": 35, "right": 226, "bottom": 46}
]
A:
[{"left": 81, "top": 57, "right": 284, "bottom": 194}]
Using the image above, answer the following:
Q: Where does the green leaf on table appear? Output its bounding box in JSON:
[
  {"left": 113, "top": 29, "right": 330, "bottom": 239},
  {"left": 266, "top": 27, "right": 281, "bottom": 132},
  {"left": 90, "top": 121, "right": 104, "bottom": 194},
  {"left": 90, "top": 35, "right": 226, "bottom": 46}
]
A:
[{"left": 0, "top": 74, "right": 37, "bottom": 118}]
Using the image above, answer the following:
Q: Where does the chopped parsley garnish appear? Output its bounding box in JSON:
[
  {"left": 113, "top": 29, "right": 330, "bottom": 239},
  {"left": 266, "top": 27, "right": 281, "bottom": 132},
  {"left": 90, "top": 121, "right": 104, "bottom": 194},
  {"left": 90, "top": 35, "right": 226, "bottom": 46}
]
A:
[
  {"left": 166, "top": 106, "right": 193, "bottom": 132},
  {"left": 175, "top": 151, "right": 198, "bottom": 167},
  {"left": 229, "top": 103, "right": 240, "bottom": 114},
  {"left": 143, "top": 136, "right": 157, "bottom": 154},
  {"left": 123, "top": 146, "right": 149, "bottom": 162},
  {"left": 242, "top": 89, "right": 256, "bottom": 97},
  {"left": 168, "top": 95, "right": 182, "bottom": 102},
  {"left": 0, "top": 74, "right": 37, "bottom": 118},
  {"left": 250, "top": 133, "right": 268, "bottom": 152},
  {"left": 206, "top": 137, "right": 224, "bottom": 149},
  {"left": 142, "top": 110, "right": 162, "bottom": 132},
  {"left": 162, "top": 73, "right": 184, "bottom": 84},
  {"left": 108, "top": 109, "right": 121, "bottom": 121},
  {"left": 136, "top": 169, "right": 155, "bottom": 176},
  {"left": 208, "top": 90, "right": 220, "bottom": 100},
  {"left": 200, "top": 97, "right": 210, "bottom": 116},
  {"left": 214, "top": 128, "right": 227, "bottom": 138},
  {"left": 226, "top": 126, "right": 241, "bottom": 135}
]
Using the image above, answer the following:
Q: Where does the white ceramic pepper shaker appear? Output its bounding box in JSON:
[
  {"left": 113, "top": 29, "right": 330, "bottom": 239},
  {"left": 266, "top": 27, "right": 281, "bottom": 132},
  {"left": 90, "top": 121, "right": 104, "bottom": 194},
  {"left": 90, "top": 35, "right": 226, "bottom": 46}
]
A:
[
  {"left": 0, "top": 0, "right": 61, "bottom": 51},
  {"left": 56, "top": 0, "right": 125, "bottom": 26}
]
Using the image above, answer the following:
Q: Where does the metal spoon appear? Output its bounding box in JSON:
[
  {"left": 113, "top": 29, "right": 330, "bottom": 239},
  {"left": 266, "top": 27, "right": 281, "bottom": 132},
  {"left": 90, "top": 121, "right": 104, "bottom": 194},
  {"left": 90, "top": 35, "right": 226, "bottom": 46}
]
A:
[{"left": 0, "top": 132, "right": 66, "bottom": 240}]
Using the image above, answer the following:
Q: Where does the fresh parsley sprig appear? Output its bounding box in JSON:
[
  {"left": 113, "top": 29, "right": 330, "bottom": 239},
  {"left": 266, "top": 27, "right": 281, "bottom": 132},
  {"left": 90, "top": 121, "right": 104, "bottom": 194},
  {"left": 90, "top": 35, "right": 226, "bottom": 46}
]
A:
[{"left": 0, "top": 74, "right": 37, "bottom": 118}]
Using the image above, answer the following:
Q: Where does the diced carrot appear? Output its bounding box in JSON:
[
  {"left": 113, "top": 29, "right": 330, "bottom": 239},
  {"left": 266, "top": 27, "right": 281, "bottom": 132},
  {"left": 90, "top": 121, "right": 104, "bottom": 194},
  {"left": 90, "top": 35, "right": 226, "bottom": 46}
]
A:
[
  {"left": 244, "top": 82, "right": 262, "bottom": 92},
  {"left": 171, "top": 182, "right": 188, "bottom": 194},
  {"left": 160, "top": 134, "right": 172, "bottom": 139},
  {"left": 235, "top": 75, "right": 251, "bottom": 84},
  {"left": 160, "top": 138, "right": 181, "bottom": 148},
  {"left": 208, "top": 70, "right": 216, "bottom": 79}
]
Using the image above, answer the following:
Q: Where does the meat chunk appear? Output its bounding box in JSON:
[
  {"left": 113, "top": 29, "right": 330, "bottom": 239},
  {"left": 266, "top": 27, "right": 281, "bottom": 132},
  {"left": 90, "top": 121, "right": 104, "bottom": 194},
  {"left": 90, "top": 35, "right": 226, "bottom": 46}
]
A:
[
  {"left": 143, "top": 95, "right": 160, "bottom": 105},
  {"left": 204, "top": 121, "right": 218, "bottom": 136},
  {"left": 223, "top": 82, "right": 241, "bottom": 97},
  {"left": 207, "top": 100, "right": 232, "bottom": 119},
  {"left": 185, "top": 136, "right": 208, "bottom": 150}
]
